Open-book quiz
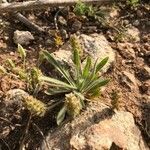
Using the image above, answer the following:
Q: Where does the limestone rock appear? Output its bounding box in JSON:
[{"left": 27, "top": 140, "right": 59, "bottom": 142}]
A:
[
  {"left": 79, "top": 34, "right": 115, "bottom": 73},
  {"left": 13, "top": 30, "right": 34, "bottom": 45},
  {"left": 70, "top": 111, "right": 147, "bottom": 150},
  {"left": 55, "top": 34, "right": 115, "bottom": 73},
  {"left": 40, "top": 102, "right": 148, "bottom": 150},
  {"left": 53, "top": 49, "right": 73, "bottom": 67},
  {"left": 0, "top": 89, "right": 27, "bottom": 138},
  {"left": 126, "top": 26, "right": 140, "bottom": 42}
]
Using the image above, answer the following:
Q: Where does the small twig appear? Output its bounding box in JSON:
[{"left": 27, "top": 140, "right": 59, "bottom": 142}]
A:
[
  {"left": 0, "top": 117, "right": 13, "bottom": 125},
  {"left": 0, "top": 138, "right": 11, "bottom": 150},
  {"left": 32, "top": 122, "right": 51, "bottom": 150},
  {"left": 2, "top": 0, "right": 45, "bottom": 33},
  {"left": 0, "top": 0, "right": 111, "bottom": 13},
  {"left": 47, "top": 100, "right": 62, "bottom": 110},
  {"left": 14, "top": 13, "right": 45, "bottom": 33},
  {"left": 18, "top": 114, "right": 32, "bottom": 150}
]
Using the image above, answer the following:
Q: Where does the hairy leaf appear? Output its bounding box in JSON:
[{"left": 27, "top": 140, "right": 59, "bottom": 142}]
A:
[
  {"left": 83, "top": 78, "right": 110, "bottom": 93},
  {"left": 96, "top": 57, "right": 109, "bottom": 73},
  {"left": 39, "top": 76, "right": 76, "bottom": 90},
  {"left": 57, "top": 105, "right": 67, "bottom": 125},
  {"left": 45, "top": 88, "right": 71, "bottom": 96},
  {"left": 18, "top": 44, "right": 26, "bottom": 60},
  {"left": 82, "top": 56, "right": 91, "bottom": 78},
  {"left": 42, "top": 50, "right": 75, "bottom": 87}
]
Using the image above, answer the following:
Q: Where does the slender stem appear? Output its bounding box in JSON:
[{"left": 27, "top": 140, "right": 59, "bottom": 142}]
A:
[{"left": 18, "top": 113, "right": 32, "bottom": 150}]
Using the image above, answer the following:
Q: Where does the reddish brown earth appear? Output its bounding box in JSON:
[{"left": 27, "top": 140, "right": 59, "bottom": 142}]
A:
[{"left": 0, "top": 1, "right": 149, "bottom": 149}]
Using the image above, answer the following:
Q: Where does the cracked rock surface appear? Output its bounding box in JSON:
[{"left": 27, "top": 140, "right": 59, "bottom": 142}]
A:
[{"left": 40, "top": 102, "right": 148, "bottom": 150}]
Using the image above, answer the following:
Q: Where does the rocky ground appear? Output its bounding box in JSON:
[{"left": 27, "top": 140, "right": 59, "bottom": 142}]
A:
[{"left": 0, "top": 1, "right": 150, "bottom": 150}]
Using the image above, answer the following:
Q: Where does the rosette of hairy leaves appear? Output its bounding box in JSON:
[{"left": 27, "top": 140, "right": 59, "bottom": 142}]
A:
[{"left": 39, "top": 36, "right": 109, "bottom": 125}]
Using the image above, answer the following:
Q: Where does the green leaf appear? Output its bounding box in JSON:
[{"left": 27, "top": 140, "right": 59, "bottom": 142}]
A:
[
  {"left": 82, "top": 56, "right": 91, "bottom": 78},
  {"left": 39, "top": 76, "right": 76, "bottom": 90},
  {"left": 57, "top": 105, "right": 67, "bottom": 125},
  {"left": 90, "top": 58, "right": 98, "bottom": 80},
  {"left": 45, "top": 88, "right": 71, "bottom": 96},
  {"left": 73, "top": 46, "right": 81, "bottom": 72},
  {"left": 41, "top": 50, "right": 75, "bottom": 87},
  {"left": 96, "top": 57, "right": 109, "bottom": 73},
  {"left": 17, "top": 44, "right": 26, "bottom": 60},
  {"left": 83, "top": 78, "right": 110, "bottom": 93},
  {"left": 72, "top": 45, "right": 82, "bottom": 86},
  {"left": 70, "top": 35, "right": 83, "bottom": 85},
  {"left": 80, "top": 59, "right": 98, "bottom": 92},
  {"left": 74, "top": 0, "right": 87, "bottom": 16}
]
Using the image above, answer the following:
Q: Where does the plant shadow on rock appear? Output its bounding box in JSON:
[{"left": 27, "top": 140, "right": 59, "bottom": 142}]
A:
[{"left": 40, "top": 106, "right": 115, "bottom": 150}]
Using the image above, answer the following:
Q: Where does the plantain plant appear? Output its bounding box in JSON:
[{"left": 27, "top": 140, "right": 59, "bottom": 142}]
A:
[
  {"left": 3, "top": 44, "right": 42, "bottom": 94},
  {"left": 1, "top": 38, "right": 109, "bottom": 125},
  {"left": 38, "top": 35, "right": 110, "bottom": 125},
  {"left": 2, "top": 45, "right": 47, "bottom": 117}
]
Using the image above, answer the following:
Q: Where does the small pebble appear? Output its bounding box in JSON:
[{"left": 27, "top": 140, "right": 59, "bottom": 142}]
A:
[
  {"left": 10, "top": 52, "right": 15, "bottom": 56},
  {"left": 133, "top": 20, "right": 140, "bottom": 26}
]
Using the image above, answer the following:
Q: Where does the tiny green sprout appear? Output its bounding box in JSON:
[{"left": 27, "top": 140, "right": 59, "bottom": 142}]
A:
[
  {"left": 29, "top": 67, "right": 43, "bottom": 95},
  {"left": 18, "top": 44, "right": 26, "bottom": 60},
  {"left": 17, "top": 44, "right": 26, "bottom": 69},
  {"left": 12, "top": 67, "right": 28, "bottom": 80}
]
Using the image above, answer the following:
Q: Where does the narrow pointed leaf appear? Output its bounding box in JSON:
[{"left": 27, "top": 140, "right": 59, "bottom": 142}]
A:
[
  {"left": 18, "top": 44, "right": 26, "bottom": 60},
  {"left": 82, "top": 56, "right": 91, "bottom": 78},
  {"left": 39, "top": 76, "right": 76, "bottom": 90},
  {"left": 41, "top": 50, "right": 75, "bottom": 86},
  {"left": 73, "top": 47, "right": 82, "bottom": 85},
  {"left": 80, "top": 59, "right": 98, "bottom": 92},
  {"left": 45, "top": 88, "right": 71, "bottom": 96},
  {"left": 83, "top": 79, "right": 110, "bottom": 93},
  {"left": 96, "top": 57, "right": 109, "bottom": 73},
  {"left": 73, "top": 47, "right": 82, "bottom": 73},
  {"left": 57, "top": 105, "right": 67, "bottom": 125}
]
